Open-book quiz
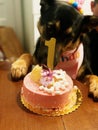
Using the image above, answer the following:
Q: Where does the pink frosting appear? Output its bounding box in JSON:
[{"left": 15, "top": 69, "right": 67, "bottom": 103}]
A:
[{"left": 21, "top": 71, "right": 74, "bottom": 108}]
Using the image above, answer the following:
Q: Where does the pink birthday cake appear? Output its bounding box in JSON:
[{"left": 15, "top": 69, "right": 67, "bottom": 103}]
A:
[{"left": 21, "top": 65, "right": 82, "bottom": 116}]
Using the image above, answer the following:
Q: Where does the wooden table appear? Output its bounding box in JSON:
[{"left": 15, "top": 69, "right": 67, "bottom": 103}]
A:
[{"left": 0, "top": 61, "right": 98, "bottom": 130}]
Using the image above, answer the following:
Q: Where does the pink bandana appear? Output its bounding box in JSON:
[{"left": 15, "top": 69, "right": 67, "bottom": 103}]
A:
[{"left": 55, "top": 43, "right": 84, "bottom": 79}]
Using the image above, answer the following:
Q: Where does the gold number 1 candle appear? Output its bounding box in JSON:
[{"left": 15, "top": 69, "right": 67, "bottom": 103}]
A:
[{"left": 45, "top": 38, "right": 56, "bottom": 69}]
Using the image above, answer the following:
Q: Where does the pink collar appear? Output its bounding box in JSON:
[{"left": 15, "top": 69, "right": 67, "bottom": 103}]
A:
[{"left": 55, "top": 43, "right": 84, "bottom": 79}]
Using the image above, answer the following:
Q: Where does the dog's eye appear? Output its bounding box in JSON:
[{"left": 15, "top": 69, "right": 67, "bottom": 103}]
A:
[
  {"left": 47, "top": 25, "right": 51, "bottom": 29},
  {"left": 47, "top": 24, "right": 53, "bottom": 29}
]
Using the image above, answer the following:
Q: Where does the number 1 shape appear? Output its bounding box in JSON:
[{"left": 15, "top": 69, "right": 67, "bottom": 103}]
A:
[{"left": 45, "top": 38, "right": 56, "bottom": 69}]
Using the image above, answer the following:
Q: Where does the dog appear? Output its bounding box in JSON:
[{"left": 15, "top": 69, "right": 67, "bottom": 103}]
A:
[{"left": 11, "top": 0, "right": 98, "bottom": 101}]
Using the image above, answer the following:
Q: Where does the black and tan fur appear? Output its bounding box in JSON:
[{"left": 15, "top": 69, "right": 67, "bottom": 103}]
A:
[{"left": 11, "top": 0, "right": 98, "bottom": 101}]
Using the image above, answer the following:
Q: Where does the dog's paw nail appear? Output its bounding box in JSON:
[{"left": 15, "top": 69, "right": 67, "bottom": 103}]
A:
[
  {"left": 88, "top": 92, "right": 98, "bottom": 102},
  {"left": 93, "top": 97, "right": 98, "bottom": 102},
  {"left": 11, "top": 74, "right": 24, "bottom": 81},
  {"left": 88, "top": 92, "right": 93, "bottom": 98}
]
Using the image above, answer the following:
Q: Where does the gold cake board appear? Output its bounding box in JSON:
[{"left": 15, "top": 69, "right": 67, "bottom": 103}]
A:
[{"left": 21, "top": 89, "right": 82, "bottom": 116}]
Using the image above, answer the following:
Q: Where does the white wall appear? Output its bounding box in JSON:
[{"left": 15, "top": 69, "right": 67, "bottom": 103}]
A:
[
  {"left": 22, "top": 0, "right": 35, "bottom": 54},
  {"left": 32, "top": 0, "right": 40, "bottom": 45},
  {"left": 83, "top": 0, "right": 92, "bottom": 15},
  {"left": 0, "top": 0, "right": 23, "bottom": 45}
]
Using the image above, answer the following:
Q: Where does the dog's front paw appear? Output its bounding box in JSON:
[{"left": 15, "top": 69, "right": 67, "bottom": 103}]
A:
[
  {"left": 84, "top": 75, "right": 98, "bottom": 101},
  {"left": 11, "top": 59, "right": 28, "bottom": 79}
]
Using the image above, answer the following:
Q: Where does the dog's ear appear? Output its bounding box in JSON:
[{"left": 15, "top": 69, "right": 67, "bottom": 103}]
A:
[
  {"left": 40, "top": 0, "right": 56, "bottom": 7},
  {"left": 81, "top": 16, "right": 98, "bottom": 32},
  {"left": 40, "top": 0, "right": 56, "bottom": 13},
  {"left": 73, "top": 16, "right": 98, "bottom": 42}
]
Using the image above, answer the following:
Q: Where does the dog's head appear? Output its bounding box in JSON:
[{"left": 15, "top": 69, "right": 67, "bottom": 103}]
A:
[
  {"left": 38, "top": 0, "right": 82, "bottom": 42},
  {"left": 38, "top": 0, "right": 98, "bottom": 46},
  {"left": 35, "top": 0, "right": 98, "bottom": 68}
]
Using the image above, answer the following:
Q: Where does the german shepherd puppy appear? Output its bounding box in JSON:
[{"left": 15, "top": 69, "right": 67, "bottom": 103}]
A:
[{"left": 11, "top": 0, "right": 98, "bottom": 101}]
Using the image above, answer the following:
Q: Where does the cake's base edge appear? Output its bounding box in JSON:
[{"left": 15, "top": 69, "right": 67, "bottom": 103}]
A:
[{"left": 20, "top": 89, "right": 82, "bottom": 116}]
